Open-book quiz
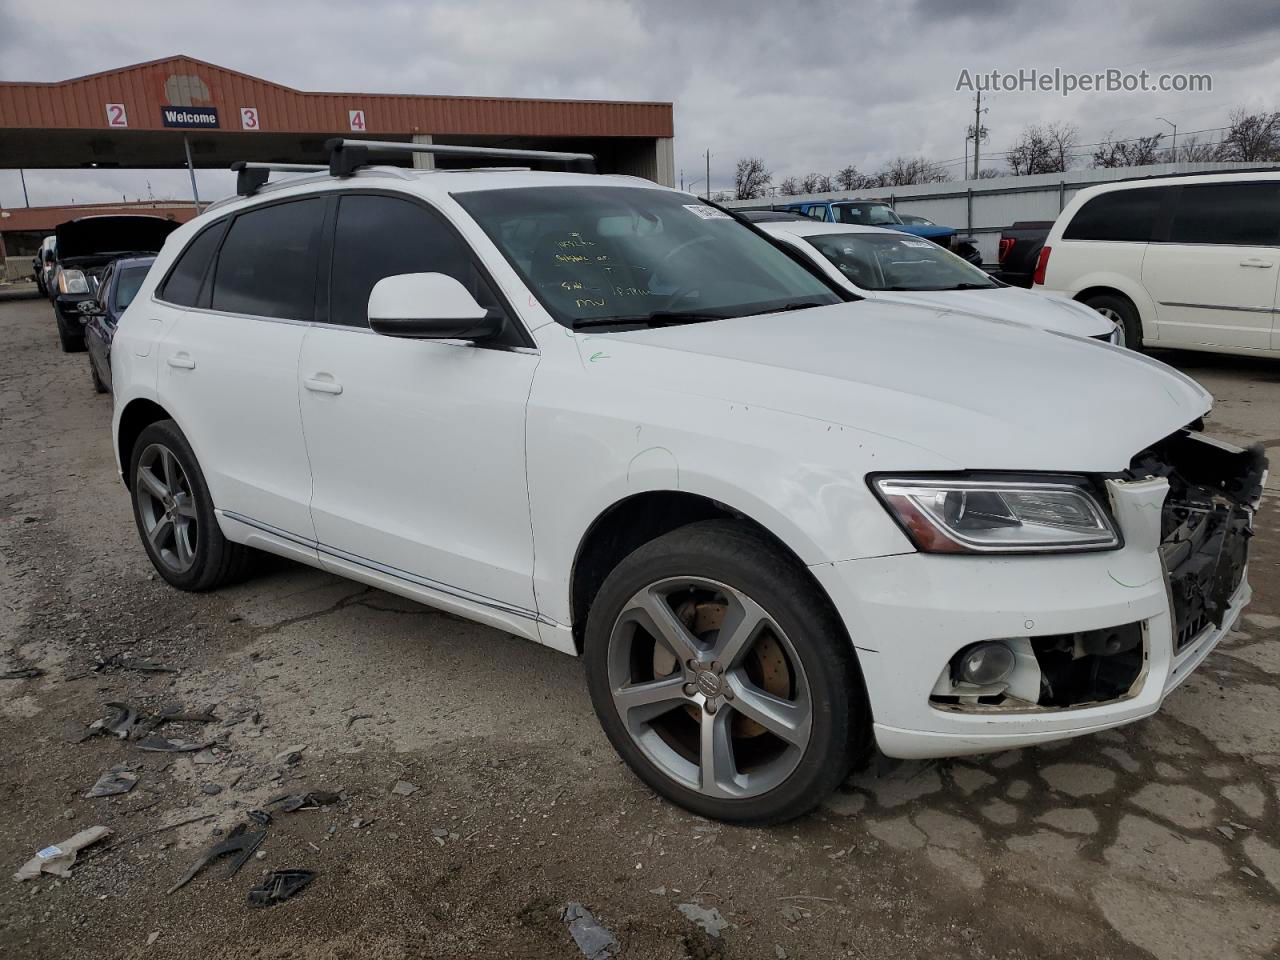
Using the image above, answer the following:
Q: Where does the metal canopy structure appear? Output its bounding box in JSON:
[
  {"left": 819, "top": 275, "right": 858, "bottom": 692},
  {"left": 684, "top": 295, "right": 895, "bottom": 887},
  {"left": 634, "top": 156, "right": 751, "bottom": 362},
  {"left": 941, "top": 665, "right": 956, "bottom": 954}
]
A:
[{"left": 0, "top": 55, "right": 675, "bottom": 183}]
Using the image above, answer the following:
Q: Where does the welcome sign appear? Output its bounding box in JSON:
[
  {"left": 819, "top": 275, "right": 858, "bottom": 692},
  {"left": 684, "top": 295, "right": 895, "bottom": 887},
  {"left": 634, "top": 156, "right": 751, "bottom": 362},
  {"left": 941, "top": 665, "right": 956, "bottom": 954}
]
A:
[{"left": 161, "top": 106, "right": 220, "bottom": 128}]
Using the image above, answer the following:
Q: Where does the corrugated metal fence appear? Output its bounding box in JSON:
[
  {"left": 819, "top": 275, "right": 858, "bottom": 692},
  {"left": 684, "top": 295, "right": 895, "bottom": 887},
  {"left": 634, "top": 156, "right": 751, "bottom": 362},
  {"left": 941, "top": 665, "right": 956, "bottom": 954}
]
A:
[{"left": 724, "top": 162, "right": 1270, "bottom": 263}]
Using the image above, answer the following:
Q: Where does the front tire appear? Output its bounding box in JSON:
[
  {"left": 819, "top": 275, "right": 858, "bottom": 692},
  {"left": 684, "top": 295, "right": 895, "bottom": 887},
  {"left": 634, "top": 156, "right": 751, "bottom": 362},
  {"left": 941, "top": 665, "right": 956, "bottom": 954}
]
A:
[
  {"left": 584, "top": 520, "right": 869, "bottom": 824},
  {"left": 128, "top": 420, "right": 253, "bottom": 591},
  {"left": 89, "top": 355, "right": 108, "bottom": 394},
  {"left": 1083, "top": 292, "right": 1142, "bottom": 350}
]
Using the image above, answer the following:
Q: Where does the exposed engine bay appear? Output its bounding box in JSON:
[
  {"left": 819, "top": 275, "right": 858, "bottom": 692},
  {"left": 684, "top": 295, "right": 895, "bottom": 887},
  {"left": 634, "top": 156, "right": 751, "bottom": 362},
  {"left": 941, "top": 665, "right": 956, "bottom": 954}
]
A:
[{"left": 1128, "top": 429, "right": 1267, "bottom": 652}]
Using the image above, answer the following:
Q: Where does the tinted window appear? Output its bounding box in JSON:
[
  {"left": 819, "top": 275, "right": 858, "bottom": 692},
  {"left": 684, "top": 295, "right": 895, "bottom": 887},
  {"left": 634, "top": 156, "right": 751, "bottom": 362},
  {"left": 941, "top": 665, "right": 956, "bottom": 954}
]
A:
[
  {"left": 159, "top": 223, "right": 224, "bottom": 306},
  {"left": 1063, "top": 187, "right": 1170, "bottom": 242},
  {"left": 212, "top": 199, "right": 324, "bottom": 320},
  {"left": 806, "top": 232, "right": 997, "bottom": 291},
  {"left": 115, "top": 265, "right": 151, "bottom": 310},
  {"left": 1169, "top": 183, "right": 1280, "bottom": 246},
  {"left": 328, "top": 194, "right": 506, "bottom": 330}
]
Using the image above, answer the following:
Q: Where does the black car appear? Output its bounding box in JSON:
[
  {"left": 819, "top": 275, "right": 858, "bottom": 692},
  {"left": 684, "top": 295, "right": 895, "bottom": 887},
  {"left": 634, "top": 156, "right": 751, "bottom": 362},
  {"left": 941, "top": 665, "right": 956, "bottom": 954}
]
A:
[
  {"left": 50, "top": 216, "right": 178, "bottom": 352},
  {"left": 81, "top": 255, "right": 155, "bottom": 394}
]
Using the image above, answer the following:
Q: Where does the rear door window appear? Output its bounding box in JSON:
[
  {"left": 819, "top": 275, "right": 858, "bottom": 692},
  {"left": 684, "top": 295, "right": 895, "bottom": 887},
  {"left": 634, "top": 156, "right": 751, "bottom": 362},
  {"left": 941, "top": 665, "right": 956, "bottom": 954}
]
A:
[
  {"left": 1063, "top": 187, "right": 1171, "bottom": 242},
  {"left": 158, "top": 222, "right": 225, "bottom": 307},
  {"left": 1168, "top": 182, "right": 1280, "bottom": 246},
  {"left": 211, "top": 199, "right": 325, "bottom": 321}
]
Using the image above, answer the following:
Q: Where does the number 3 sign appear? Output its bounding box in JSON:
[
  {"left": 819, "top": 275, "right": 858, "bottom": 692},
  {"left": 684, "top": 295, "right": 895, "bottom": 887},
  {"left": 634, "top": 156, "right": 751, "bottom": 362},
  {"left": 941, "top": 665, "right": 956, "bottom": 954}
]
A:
[
  {"left": 105, "top": 103, "right": 128, "bottom": 127},
  {"left": 240, "top": 107, "right": 260, "bottom": 130}
]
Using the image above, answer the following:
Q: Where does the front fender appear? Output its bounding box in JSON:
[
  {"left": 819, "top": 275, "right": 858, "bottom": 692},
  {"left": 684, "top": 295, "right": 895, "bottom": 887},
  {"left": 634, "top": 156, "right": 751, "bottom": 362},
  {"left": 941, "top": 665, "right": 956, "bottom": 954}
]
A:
[{"left": 526, "top": 358, "right": 917, "bottom": 628}]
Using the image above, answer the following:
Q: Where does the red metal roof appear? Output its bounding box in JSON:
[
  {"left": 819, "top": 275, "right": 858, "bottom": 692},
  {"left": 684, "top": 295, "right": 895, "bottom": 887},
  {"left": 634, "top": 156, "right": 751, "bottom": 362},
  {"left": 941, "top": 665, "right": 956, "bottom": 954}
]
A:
[{"left": 0, "top": 55, "right": 674, "bottom": 139}]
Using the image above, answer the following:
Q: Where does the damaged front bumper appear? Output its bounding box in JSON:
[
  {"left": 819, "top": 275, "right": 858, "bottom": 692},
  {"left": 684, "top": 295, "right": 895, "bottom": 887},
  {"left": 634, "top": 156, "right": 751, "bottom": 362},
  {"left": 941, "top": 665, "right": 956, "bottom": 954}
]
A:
[{"left": 811, "top": 429, "right": 1265, "bottom": 760}]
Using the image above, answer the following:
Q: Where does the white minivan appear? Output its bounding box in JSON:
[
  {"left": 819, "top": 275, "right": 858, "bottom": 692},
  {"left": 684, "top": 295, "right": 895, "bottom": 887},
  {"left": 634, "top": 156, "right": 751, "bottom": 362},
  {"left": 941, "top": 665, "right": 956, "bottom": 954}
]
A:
[{"left": 1037, "top": 171, "right": 1280, "bottom": 357}]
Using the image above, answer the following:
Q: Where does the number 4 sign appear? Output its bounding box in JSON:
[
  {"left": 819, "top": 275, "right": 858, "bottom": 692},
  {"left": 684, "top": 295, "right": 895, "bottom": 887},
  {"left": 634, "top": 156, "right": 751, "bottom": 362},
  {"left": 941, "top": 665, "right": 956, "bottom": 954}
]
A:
[
  {"left": 105, "top": 103, "right": 128, "bottom": 127},
  {"left": 348, "top": 109, "right": 366, "bottom": 132},
  {"left": 240, "top": 107, "right": 260, "bottom": 130}
]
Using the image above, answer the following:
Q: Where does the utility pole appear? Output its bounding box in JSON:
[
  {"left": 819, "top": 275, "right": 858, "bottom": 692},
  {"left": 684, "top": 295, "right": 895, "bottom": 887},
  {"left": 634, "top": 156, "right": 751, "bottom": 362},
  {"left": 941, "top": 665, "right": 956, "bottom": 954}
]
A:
[
  {"left": 18, "top": 168, "right": 29, "bottom": 207},
  {"left": 183, "top": 135, "right": 201, "bottom": 211},
  {"left": 679, "top": 168, "right": 684, "bottom": 191},
  {"left": 1157, "top": 116, "right": 1177, "bottom": 161},
  {"left": 972, "top": 90, "right": 982, "bottom": 180},
  {"left": 705, "top": 149, "right": 711, "bottom": 200}
]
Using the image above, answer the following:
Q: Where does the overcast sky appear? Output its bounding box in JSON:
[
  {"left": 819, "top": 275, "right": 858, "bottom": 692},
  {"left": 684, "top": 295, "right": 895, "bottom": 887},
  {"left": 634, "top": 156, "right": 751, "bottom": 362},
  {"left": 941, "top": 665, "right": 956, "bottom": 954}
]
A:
[{"left": 2, "top": 0, "right": 1278, "bottom": 207}]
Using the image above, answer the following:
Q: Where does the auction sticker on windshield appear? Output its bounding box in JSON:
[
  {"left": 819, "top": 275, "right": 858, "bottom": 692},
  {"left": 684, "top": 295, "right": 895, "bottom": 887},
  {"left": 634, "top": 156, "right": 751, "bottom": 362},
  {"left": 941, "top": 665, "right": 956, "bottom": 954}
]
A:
[{"left": 683, "top": 204, "right": 733, "bottom": 219}]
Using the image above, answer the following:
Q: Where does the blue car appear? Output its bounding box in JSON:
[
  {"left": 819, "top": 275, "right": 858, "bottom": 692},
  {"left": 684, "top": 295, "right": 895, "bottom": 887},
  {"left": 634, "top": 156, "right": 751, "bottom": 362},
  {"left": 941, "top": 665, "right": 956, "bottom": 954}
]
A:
[
  {"left": 82, "top": 255, "right": 156, "bottom": 394},
  {"left": 780, "top": 200, "right": 981, "bottom": 264}
]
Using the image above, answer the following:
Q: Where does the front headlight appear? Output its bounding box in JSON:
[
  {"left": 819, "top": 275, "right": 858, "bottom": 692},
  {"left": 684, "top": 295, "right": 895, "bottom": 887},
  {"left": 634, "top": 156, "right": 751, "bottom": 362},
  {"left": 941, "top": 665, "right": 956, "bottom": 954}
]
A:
[
  {"left": 872, "top": 477, "right": 1120, "bottom": 554},
  {"left": 58, "top": 269, "right": 89, "bottom": 295}
]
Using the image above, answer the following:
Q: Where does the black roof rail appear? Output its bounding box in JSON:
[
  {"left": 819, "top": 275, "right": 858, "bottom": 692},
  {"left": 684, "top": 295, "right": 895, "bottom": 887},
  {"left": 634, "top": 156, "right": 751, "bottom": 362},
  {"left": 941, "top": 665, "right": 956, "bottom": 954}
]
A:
[
  {"left": 324, "top": 138, "right": 596, "bottom": 177},
  {"left": 230, "top": 161, "right": 328, "bottom": 197}
]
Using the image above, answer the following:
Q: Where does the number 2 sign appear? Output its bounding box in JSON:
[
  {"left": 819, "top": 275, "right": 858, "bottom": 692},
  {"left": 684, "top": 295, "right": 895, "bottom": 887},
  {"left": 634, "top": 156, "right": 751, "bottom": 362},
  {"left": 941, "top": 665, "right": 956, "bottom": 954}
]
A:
[
  {"left": 105, "top": 103, "right": 128, "bottom": 128},
  {"left": 348, "top": 109, "right": 366, "bottom": 132},
  {"left": 240, "top": 107, "right": 260, "bottom": 130}
]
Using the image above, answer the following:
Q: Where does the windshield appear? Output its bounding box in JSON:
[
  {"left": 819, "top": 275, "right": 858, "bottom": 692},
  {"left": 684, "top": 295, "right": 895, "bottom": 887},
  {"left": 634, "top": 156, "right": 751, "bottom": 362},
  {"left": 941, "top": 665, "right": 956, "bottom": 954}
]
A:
[
  {"left": 116, "top": 265, "right": 151, "bottom": 310},
  {"left": 453, "top": 186, "right": 841, "bottom": 329},
  {"left": 832, "top": 203, "right": 902, "bottom": 226},
  {"left": 805, "top": 232, "right": 998, "bottom": 291}
]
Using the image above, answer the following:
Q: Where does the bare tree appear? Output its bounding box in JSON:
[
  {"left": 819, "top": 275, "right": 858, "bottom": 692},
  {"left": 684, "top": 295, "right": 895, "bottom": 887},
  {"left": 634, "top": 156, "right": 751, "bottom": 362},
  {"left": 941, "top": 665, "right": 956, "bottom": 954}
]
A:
[
  {"left": 1006, "top": 122, "right": 1078, "bottom": 175},
  {"left": 835, "top": 165, "right": 877, "bottom": 191},
  {"left": 975, "top": 168, "right": 1001, "bottom": 179},
  {"left": 799, "top": 172, "right": 834, "bottom": 194},
  {"left": 1219, "top": 108, "right": 1280, "bottom": 162},
  {"left": 1167, "top": 135, "right": 1222, "bottom": 163},
  {"left": 876, "top": 156, "right": 949, "bottom": 186},
  {"left": 1092, "top": 132, "right": 1165, "bottom": 168},
  {"left": 778, "top": 176, "right": 802, "bottom": 196},
  {"left": 734, "top": 157, "right": 773, "bottom": 200}
]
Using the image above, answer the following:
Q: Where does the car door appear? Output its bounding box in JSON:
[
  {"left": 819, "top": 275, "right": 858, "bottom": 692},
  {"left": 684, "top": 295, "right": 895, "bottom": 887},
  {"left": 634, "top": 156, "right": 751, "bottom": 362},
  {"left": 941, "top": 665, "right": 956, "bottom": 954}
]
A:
[
  {"left": 1142, "top": 182, "right": 1280, "bottom": 350},
  {"left": 298, "top": 191, "right": 539, "bottom": 615},
  {"left": 86, "top": 263, "right": 114, "bottom": 382},
  {"left": 156, "top": 197, "right": 323, "bottom": 542}
]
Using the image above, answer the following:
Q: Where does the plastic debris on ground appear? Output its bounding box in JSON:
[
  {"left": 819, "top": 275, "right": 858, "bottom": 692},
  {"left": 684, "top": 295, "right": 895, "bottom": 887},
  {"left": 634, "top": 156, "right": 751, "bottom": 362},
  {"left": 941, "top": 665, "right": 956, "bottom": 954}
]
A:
[
  {"left": 14, "top": 826, "right": 112, "bottom": 881},
  {"left": 86, "top": 766, "right": 138, "bottom": 798},
  {"left": 0, "top": 667, "right": 45, "bottom": 680},
  {"left": 166, "top": 824, "right": 266, "bottom": 894},
  {"left": 135, "top": 735, "right": 212, "bottom": 753},
  {"left": 677, "top": 903, "right": 730, "bottom": 938},
  {"left": 81, "top": 702, "right": 138, "bottom": 741},
  {"left": 561, "top": 902, "right": 619, "bottom": 959},
  {"left": 390, "top": 781, "right": 418, "bottom": 796},
  {"left": 247, "top": 869, "right": 316, "bottom": 907},
  {"left": 267, "top": 790, "right": 341, "bottom": 813}
]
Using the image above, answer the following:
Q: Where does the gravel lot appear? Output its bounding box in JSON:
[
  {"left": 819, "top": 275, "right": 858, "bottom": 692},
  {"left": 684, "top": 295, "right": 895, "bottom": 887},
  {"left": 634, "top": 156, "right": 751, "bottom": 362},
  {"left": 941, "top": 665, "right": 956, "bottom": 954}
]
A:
[{"left": 1, "top": 285, "right": 1278, "bottom": 960}]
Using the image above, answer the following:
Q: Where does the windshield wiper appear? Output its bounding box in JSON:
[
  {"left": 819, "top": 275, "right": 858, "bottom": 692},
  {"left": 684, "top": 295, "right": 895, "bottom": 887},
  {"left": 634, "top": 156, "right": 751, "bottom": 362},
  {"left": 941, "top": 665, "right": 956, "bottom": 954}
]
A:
[
  {"left": 740, "top": 300, "right": 828, "bottom": 317},
  {"left": 570, "top": 311, "right": 726, "bottom": 331}
]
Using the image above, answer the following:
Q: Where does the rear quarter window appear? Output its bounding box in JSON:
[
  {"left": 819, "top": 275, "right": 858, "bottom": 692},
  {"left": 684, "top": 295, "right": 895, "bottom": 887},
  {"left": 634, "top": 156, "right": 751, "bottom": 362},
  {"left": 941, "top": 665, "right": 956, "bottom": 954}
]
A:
[
  {"left": 158, "top": 222, "right": 226, "bottom": 307},
  {"left": 1062, "top": 186, "right": 1171, "bottom": 242}
]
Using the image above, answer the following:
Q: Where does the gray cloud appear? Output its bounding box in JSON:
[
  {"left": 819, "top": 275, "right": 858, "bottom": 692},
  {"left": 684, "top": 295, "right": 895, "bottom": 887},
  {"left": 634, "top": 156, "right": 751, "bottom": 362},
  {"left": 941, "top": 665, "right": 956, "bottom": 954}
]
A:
[{"left": 0, "top": 0, "right": 1276, "bottom": 208}]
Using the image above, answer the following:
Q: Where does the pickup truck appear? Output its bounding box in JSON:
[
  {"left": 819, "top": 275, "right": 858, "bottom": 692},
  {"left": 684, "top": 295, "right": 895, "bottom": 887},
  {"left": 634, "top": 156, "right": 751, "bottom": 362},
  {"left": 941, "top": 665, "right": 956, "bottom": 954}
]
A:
[{"left": 996, "top": 221, "right": 1053, "bottom": 288}]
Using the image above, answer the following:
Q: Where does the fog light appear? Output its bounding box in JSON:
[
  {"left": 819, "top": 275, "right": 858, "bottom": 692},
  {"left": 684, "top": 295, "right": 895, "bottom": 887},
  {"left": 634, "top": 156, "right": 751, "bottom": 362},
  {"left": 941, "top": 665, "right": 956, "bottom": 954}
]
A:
[{"left": 956, "top": 642, "right": 1016, "bottom": 686}]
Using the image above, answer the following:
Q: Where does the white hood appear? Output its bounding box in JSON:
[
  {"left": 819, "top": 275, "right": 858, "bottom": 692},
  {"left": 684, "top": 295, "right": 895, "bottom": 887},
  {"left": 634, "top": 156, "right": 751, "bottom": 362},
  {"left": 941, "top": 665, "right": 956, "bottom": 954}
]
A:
[
  {"left": 872, "top": 286, "right": 1115, "bottom": 338},
  {"left": 591, "top": 300, "right": 1211, "bottom": 473}
]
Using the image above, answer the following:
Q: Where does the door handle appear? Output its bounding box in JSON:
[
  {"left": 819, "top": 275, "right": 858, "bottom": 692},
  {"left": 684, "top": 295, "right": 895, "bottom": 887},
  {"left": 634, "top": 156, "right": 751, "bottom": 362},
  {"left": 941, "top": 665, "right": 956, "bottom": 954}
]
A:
[
  {"left": 304, "top": 375, "right": 343, "bottom": 395},
  {"left": 1239, "top": 258, "right": 1274, "bottom": 268},
  {"left": 166, "top": 354, "right": 196, "bottom": 369}
]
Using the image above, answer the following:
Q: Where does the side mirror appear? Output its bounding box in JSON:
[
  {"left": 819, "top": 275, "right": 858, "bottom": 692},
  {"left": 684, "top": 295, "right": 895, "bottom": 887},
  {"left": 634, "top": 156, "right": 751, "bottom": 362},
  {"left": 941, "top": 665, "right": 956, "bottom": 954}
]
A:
[
  {"left": 77, "top": 301, "right": 105, "bottom": 321},
  {"left": 368, "top": 273, "right": 503, "bottom": 341}
]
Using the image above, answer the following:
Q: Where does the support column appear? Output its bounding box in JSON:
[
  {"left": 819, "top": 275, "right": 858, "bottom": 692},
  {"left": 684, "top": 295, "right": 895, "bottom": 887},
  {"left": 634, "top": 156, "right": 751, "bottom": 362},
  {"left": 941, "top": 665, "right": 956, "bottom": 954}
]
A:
[{"left": 411, "top": 134, "right": 435, "bottom": 170}]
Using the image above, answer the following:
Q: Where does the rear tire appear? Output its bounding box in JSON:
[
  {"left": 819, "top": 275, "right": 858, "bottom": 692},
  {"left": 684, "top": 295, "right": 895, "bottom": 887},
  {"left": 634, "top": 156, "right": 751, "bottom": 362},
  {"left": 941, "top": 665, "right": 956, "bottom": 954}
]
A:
[
  {"left": 128, "top": 419, "right": 254, "bottom": 591},
  {"left": 583, "top": 520, "right": 870, "bottom": 824},
  {"left": 1083, "top": 292, "right": 1141, "bottom": 350},
  {"left": 89, "top": 356, "right": 108, "bottom": 394}
]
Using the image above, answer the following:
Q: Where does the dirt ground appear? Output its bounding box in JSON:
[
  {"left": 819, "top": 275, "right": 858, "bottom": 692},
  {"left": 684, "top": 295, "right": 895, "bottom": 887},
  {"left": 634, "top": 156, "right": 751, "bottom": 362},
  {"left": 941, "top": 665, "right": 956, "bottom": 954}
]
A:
[{"left": 1, "top": 284, "right": 1278, "bottom": 960}]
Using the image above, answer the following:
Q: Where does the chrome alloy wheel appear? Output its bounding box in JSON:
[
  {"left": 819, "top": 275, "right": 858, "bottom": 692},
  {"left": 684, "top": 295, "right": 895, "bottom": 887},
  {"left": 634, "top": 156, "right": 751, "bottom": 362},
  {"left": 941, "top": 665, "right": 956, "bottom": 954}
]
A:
[
  {"left": 606, "top": 577, "right": 812, "bottom": 800},
  {"left": 134, "top": 443, "right": 199, "bottom": 574}
]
